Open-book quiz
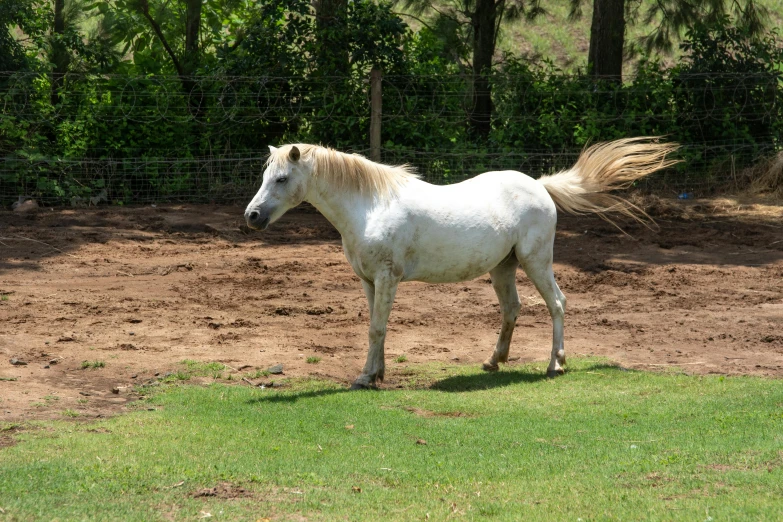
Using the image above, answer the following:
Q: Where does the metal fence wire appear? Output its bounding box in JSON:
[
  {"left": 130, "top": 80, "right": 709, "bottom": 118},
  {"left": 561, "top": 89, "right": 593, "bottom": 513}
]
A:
[{"left": 1, "top": 71, "right": 781, "bottom": 205}]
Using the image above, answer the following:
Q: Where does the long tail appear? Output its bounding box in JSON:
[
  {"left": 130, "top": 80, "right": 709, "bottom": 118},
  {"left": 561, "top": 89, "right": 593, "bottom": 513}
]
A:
[{"left": 537, "top": 137, "right": 679, "bottom": 228}]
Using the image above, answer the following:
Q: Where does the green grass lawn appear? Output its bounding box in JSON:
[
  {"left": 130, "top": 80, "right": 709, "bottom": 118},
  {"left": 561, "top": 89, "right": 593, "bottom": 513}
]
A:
[{"left": 1, "top": 359, "right": 782, "bottom": 521}]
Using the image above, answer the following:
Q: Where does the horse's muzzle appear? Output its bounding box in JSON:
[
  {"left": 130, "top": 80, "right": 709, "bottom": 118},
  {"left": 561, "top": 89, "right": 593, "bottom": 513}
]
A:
[{"left": 245, "top": 209, "right": 270, "bottom": 230}]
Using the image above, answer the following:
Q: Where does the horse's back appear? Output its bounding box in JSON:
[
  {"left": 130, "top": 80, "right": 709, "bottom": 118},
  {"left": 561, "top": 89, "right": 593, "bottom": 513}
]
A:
[
  {"left": 367, "top": 171, "right": 558, "bottom": 283},
  {"left": 405, "top": 170, "right": 556, "bottom": 226}
]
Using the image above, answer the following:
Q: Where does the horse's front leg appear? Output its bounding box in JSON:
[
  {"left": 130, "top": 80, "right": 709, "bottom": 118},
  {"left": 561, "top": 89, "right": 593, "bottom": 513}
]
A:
[{"left": 351, "top": 273, "right": 399, "bottom": 390}]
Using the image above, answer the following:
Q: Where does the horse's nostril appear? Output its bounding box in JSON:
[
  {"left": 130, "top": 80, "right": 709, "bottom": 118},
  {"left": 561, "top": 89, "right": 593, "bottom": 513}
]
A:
[{"left": 249, "top": 210, "right": 260, "bottom": 221}]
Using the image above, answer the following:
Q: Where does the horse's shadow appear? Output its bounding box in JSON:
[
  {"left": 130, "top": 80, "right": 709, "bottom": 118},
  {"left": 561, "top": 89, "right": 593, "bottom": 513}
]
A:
[
  {"left": 423, "top": 362, "right": 626, "bottom": 392},
  {"left": 246, "top": 387, "right": 349, "bottom": 404},
  {"left": 429, "top": 368, "right": 549, "bottom": 392},
  {"left": 245, "top": 363, "right": 625, "bottom": 403}
]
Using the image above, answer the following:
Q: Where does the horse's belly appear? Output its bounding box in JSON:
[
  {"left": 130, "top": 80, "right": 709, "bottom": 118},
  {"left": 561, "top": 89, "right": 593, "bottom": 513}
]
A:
[
  {"left": 401, "top": 231, "right": 514, "bottom": 283},
  {"left": 404, "top": 262, "right": 502, "bottom": 283}
]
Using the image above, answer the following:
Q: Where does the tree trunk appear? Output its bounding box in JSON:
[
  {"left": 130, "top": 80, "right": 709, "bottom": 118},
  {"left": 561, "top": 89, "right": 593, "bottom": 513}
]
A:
[
  {"left": 470, "top": 0, "right": 497, "bottom": 140},
  {"left": 183, "top": 0, "right": 201, "bottom": 76},
  {"left": 182, "top": 0, "right": 203, "bottom": 120},
  {"left": 315, "top": 0, "right": 349, "bottom": 76},
  {"left": 587, "top": 0, "right": 625, "bottom": 81},
  {"left": 51, "top": 0, "right": 68, "bottom": 107}
]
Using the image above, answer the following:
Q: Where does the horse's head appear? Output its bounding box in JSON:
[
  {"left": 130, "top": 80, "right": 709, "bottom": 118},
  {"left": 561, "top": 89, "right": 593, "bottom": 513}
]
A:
[{"left": 245, "top": 145, "right": 309, "bottom": 230}]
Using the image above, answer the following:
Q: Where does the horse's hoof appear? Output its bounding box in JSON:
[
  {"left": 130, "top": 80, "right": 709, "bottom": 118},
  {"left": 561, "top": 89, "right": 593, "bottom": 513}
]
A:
[
  {"left": 546, "top": 368, "right": 565, "bottom": 378},
  {"left": 349, "top": 382, "right": 377, "bottom": 391},
  {"left": 482, "top": 362, "right": 499, "bottom": 372}
]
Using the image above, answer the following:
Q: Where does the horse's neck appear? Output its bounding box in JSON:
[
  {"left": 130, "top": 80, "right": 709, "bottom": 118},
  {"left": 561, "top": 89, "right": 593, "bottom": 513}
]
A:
[{"left": 305, "top": 178, "right": 370, "bottom": 239}]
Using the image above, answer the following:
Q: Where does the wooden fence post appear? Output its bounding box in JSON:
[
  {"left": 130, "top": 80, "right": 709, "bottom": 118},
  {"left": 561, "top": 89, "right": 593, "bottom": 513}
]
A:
[{"left": 370, "top": 67, "right": 382, "bottom": 163}]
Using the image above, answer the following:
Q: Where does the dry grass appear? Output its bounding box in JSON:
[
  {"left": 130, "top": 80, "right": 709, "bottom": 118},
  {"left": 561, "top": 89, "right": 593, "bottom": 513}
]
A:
[
  {"left": 747, "top": 152, "right": 783, "bottom": 197},
  {"left": 637, "top": 193, "right": 783, "bottom": 220}
]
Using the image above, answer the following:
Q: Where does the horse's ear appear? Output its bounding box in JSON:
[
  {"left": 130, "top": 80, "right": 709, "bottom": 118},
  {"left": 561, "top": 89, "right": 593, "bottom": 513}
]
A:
[
  {"left": 289, "top": 146, "right": 300, "bottom": 162},
  {"left": 268, "top": 145, "right": 278, "bottom": 153}
]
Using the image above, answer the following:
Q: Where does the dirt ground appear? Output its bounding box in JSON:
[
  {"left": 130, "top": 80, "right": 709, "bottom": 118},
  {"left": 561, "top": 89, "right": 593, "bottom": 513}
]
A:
[{"left": 1, "top": 196, "right": 782, "bottom": 423}]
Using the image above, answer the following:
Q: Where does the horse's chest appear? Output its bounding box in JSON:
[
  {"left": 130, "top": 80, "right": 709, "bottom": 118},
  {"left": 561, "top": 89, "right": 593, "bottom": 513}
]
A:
[{"left": 343, "top": 238, "right": 405, "bottom": 281}]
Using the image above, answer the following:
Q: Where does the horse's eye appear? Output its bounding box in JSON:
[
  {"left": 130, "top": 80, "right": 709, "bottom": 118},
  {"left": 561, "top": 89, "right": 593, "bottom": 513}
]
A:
[{"left": 277, "top": 176, "right": 288, "bottom": 183}]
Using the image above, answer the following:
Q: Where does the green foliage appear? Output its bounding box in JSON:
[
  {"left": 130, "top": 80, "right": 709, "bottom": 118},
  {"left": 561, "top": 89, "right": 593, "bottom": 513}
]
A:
[
  {"left": 301, "top": 1, "right": 412, "bottom": 146},
  {"left": 347, "top": 1, "right": 408, "bottom": 73},
  {"left": 0, "top": 0, "right": 35, "bottom": 71},
  {"left": 492, "top": 57, "right": 682, "bottom": 151},
  {"left": 1, "top": 2, "right": 782, "bottom": 204},
  {"left": 673, "top": 17, "right": 783, "bottom": 167},
  {"left": 492, "top": 18, "right": 783, "bottom": 179}
]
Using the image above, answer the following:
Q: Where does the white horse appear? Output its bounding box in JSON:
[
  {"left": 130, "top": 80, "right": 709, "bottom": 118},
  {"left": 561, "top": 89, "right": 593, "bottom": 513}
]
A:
[{"left": 244, "top": 138, "right": 677, "bottom": 389}]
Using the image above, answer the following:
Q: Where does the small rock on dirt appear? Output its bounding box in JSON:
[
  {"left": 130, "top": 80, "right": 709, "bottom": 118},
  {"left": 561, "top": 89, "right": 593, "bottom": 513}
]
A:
[
  {"left": 268, "top": 364, "right": 284, "bottom": 374},
  {"left": 9, "top": 358, "right": 27, "bottom": 366},
  {"left": 12, "top": 197, "right": 38, "bottom": 212}
]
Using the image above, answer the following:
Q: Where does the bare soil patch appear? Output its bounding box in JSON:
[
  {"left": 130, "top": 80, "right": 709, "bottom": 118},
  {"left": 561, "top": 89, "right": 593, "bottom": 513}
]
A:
[
  {"left": 1, "top": 197, "right": 782, "bottom": 422},
  {"left": 192, "top": 482, "right": 252, "bottom": 499}
]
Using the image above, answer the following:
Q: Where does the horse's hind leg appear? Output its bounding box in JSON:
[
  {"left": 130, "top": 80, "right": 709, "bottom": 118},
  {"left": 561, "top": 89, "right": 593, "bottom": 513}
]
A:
[
  {"left": 482, "top": 254, "right": 521, "bottom": 372},
  {"left": 518, "top": 246, "right": 567, "bottom": 377}
]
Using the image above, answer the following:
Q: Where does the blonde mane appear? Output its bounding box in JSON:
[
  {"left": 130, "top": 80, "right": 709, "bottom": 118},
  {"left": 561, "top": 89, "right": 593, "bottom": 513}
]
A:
[{"left": 268, "top": 144, "right": 419, "bottom": 198}]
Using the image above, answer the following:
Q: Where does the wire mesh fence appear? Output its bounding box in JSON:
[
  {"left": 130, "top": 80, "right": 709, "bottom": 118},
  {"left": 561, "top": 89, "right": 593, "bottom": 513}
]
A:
[{"left": 1, "top": 70, "right": 781, "bottom": 205}]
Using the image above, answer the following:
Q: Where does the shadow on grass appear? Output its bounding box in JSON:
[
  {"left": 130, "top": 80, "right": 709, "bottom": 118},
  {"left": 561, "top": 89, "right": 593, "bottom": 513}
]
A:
[
  {"left": 246, "top": 387, "right": 350, "bottom": 404},
  {"left": 431, "top": 368, "right": 548, "bottom": 392},
  {"left": 242, "top": 361, "right": 632, "bottom": 403},
  {"left": 430, "top": 362, "right": 630, "bottom": 392}
]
